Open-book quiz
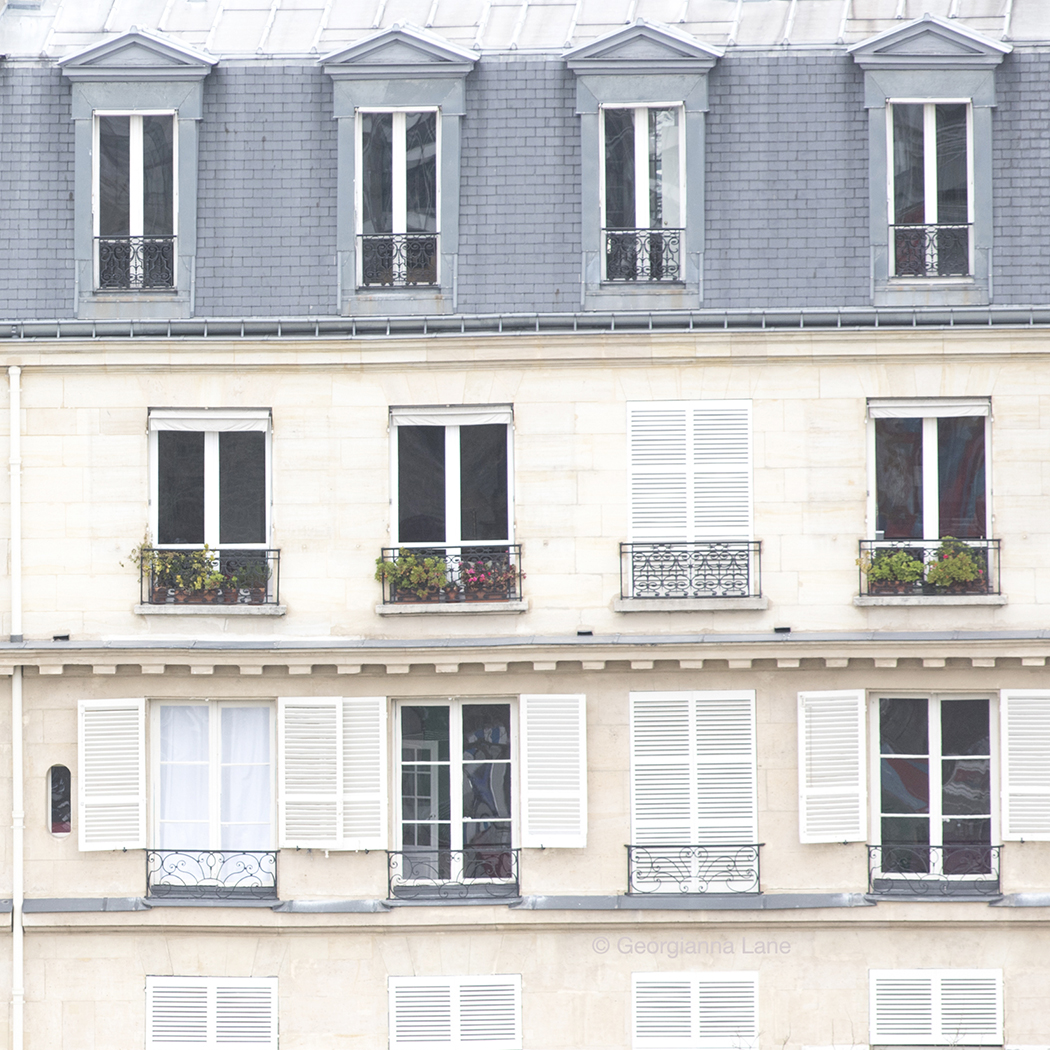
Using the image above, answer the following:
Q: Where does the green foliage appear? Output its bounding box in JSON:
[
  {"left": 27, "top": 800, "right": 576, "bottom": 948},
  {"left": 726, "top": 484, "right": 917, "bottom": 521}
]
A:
[
  {"left": 859, "top": 548, "right": 925, "bottom": 584},
  {"left": 375, "top": 549, "right": 449, "bottom": 600},
  {"left": 924, "top": 536, "right": 985, "bottom": 588}
]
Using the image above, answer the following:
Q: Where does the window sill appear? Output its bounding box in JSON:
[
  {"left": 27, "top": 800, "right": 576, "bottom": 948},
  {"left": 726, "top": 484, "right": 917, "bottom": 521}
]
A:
[
  {"left": 375, "top": 600, "right": 528, "bottom": 616},
  {"left": 854, "top": 595, "right": 1005, "bottom": 607},
  {"left": 78, "top": 292, "right": 192, "bottom": 320},
  {"left": 135, "top": 604, "right": 287, "bottom": 616},
  {"left": 614, "top": 597, "right": 768, "bottom": 612}
]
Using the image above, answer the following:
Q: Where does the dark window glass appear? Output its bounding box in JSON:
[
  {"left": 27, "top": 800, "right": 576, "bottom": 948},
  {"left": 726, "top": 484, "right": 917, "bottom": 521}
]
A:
[
  {"left": 405, "top": 112, "right": 437, "bottom": 234},
  {"left": 401, "top": 706, "right": 451, "bottom": 850},
  {"left": 936, "top": 104, "right": 968, "bottom": 225},
  {"left": 158, "top": 430, "right": 205, "bottom": 544},
  {"left": 361, "top": 112, "right": 393, "bottom": 235},
  {"left": 99, "top": 116, "right": 131, "bottom": 237},
  {"left": 219, "top": 431, "right": 266, "bottom": 545},
  {"left": 398, "top": 426, "right": 445, "bottom": 542},
  {"left": 893, "top": 103, "right": 925, "bottom": 225},
  {"left": 875, "top": 418, "right": 923, "bottom": 538},
  {"left": 938, "top": 416, "right": 985, "bottom": 538},
  {"left": 49, "top": 764, "right": 71, "bottom": 835},
  {"left": 142, "top": 115, "right": 174, "bottom": 237},
  {"left": 460, "top": 424, "right": 508, "bottom": 542},
  {"left": 604, "top": 108, "right": 635, "bottom": 229}
]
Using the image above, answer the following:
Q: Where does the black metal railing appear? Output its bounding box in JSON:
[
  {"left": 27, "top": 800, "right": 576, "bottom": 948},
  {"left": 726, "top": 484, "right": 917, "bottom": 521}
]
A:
[
  {"left": 627, "top": 844, "right": 762, "bottom": 895},
  {"left": 387, "top": 848, "right": 520, "bottom": 900},
  {"left": 140, "top": 548, "right": 280, "bottom": 605},
  {"left": 892, "top": 223, "right": 971, "bottom": 278},
  {"left": 96, "top": 235, "right": 176, "bottom": 289},
  {"left": 604, "top": 227, "right": 683, "bottom": 282},
  {"left": 359, "top": 233, "right": 438, "bottom": 286},
  {"left": 620, "top": 541, "right": 761, "bottom": 600},
  {"left": 857, "top": 538, "right": 1000, "bottom": 597},
  {"left": 378, "top": 545, "right": 523, "bottom": 604},
  {"left": 146, "top": 850, "right": 278, "bottom": 899},
  {"left": 867, "top": 844, "right": 1001, "bottom": 896}
]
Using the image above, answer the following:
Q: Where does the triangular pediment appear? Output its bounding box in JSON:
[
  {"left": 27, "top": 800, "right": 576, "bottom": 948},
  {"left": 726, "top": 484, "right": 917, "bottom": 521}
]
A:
[
  {"left": 59, "top": 28, "right": 215, "bottom": 81},
  {"left": 321, "top": 23, "right": 476, "bottom": 80},
  {"left": 849, "top": 14, "right": 1010, "bottom": 70},
  {"left": 565, "top": 20, "right": 722, "bottom": 76}
]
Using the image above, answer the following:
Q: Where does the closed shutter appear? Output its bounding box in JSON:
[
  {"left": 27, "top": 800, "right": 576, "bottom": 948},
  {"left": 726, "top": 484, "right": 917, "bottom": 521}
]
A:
[
  {"left": 77, "top": 698, "right": 145, "bottom": 851},
  {"left": 147, "top": 977, "right": 278, "bottom": 1050},
  {"left": 389, "top": 975, "right": 521, "bottom": 1050},
  {"left": 627, "top": 401, "right": 752, "bottom": 543},
  {"left": 1000, "top": 689, "right": 1050, "bottom": 841},
  {"left": 797, "top": 690, "right": 866, "bottom": 843},
  {"left": 278, "top": 696, "right": 387, "bottom": 850},
  {"left": 633, "top": 973, "right": 758, "bottom": 1050},
  {"left": 519, "top": 694, "right": 587, "bottom": 848},
  {"left": 870, "top": 970, "right": 1001, "bottom": 1046}
]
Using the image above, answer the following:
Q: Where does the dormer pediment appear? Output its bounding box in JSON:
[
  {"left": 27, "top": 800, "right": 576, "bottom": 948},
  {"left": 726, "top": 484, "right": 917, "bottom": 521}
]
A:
[
  {"left": 321, "top": 23, "right": 476, "bottom": 80},
  {"left": 849, "top": 14, "right": 1011, "bottom": 71},
  {"left": 58, "top": 29, "right": 215, "bottom": 82},
  {"left": 565, "top": 20, "right": 722, "bottom": 76}
]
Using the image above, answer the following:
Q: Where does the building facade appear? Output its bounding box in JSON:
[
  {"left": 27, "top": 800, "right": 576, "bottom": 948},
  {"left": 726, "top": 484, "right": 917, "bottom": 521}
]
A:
[{"left": 1, "top": 1, "right": 1050, "bottom": 1048}]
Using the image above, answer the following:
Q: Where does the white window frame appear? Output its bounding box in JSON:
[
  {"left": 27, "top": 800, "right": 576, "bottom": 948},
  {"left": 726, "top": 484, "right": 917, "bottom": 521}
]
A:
[
  {"left": 146, "top": 976, "right": 278, "bottom": 1050},
  {"left": 92, "top": 109, "right": 179, "bottom": 290},
  {"left": 389, "top": 405, "right": 514, "bottom": 550},
  {"left": 866, "top": 398, "right": 991, "bottom": 540},
  {"left": 148, "top": 408, "right": 273, "bottom": 550},
  {"left": 150, "top": 699, "right": 277, "bottom": 852},
  {"left": 355, "top": 106, "right": 441, "bottom": 287},
  {"left": 869, "top": 691, "right": 999, "bottom": 878},
  {"left": 886, "top": 99, "right": 974, "bottom": 280}
]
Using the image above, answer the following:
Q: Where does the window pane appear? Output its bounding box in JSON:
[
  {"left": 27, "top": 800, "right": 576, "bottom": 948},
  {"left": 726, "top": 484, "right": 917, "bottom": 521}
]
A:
[
  {"left": 460, "top": 425, "right": 508, "bottom": 541},
  {"left": 881, "top": 816, "right": 930, "bottom": 848},
  {"left": 938, "top": 416, "right": 985, "bottom": 538},
  {"left": 881, "top": 758, "right": 929, "bottom": 814},
  {"left": 463, "top": 763, "right": 512, "bottom": 821},
  {"left": 880, "top": 697, "right": 928, "bottom": 755},
  {"left": 398, "top": 425, "right": 445, "bottom": 542},
  {"left": 604, "top": 108, "right": 635, "bottom": 228},
  {"left": 361, "top": 112, "right": 393, "bottom": 235},
  {"left": 49, "top": 765, "right": 71, "bottom": 834},
  {"left": 649, "top": 108, "right": 680, "bottom": 229},
  {"left": 936, "top": 104, "right": 968, "bottom": 224},
  {"left": 219, "top": 431, "right": 267, "bottom": 545},
  {"left": 893, "top": 104, "right": 925, "bottom": 225},
  {"left": 462, "top": 703, "right": 511, "bottom": 761},
  {"left": 401, "top": 706, "right": 450, "bottom": 763},
  {"left": 220, "top": 707, "right": 271, "bottom": 849},
  {"left": 158, "top": 430, "right": 205, "bottom": 544},
  {"left": 941, "top": 698, "right": 989, "bottom": 756},
  {"left": 142, "top": 115, "right": 174, "bottom": 237},
  {"left": 875, "top": 418, "right": 923, "bottom": 539},
  {"left": 405, "top": 112, "right": 437, "bottom": 234},
  {"left": 160, "top": 704, "right": 209, "bottom": 762},
  {"left": 159, "top": 705, "right": 210, "bottom": 848},
  {"left": 942, "top": 758, "right": 990, "bottom": 817},
  {"left": 99, "top": 115, "right": 131, "bottom": 237}
]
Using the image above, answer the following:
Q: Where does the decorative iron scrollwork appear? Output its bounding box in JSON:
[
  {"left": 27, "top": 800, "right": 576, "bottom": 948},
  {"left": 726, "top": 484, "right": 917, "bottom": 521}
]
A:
[
  {"left": 892, "top": 223, "right": 971, "bottom": 278},
  {"left": 387, "top": 848, "right": 520, "bottom": 900},
  {"left": 96, "top": 236, "right": 176, "bottom": 289},
  {"left": 146, "top": 850, "right": 278, "bottom": 899},
  {"left": 360, "top": 234, "right": 438, "bottom": 286},
  {"left": 620, "top": 542, "right": 760, "bottom": 599},
  {"left": 604, "top": 228, "right": 682, "bottom": 282},
  {"left": 627, "top": 844, "right": 761, "bottom": 895},
  {"left": 867, "top": 844, "right": 1001, "bottom": 896}
]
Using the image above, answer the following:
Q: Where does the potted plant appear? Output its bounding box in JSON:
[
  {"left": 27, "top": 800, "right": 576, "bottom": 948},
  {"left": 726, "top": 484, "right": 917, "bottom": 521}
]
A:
[
  {"left": 374, "top": 549, "right": 449, "bottom": 602},
  {"left": 458, "top": 557, "right": 524, "bottom": 600},
  {"left": 924, "top": 537, "right": 988, "bottom": 594},
  {"left": 233, "top": 558, "right": 271, "bottom": 604},
  {"left": 858, "top": 548, "right": 924, "bottom": 595}
]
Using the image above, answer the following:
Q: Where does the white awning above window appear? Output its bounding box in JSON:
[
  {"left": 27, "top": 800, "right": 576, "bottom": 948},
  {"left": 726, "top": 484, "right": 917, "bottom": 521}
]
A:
[
  {"left": 390, "top": 404, "right": 513, "bottom": 427},
  {"left": 148, "top": 408, "right": 271, "bottom": 432},
  {"left": 867, "top": 397, "right": 990, "bottom": 418}
]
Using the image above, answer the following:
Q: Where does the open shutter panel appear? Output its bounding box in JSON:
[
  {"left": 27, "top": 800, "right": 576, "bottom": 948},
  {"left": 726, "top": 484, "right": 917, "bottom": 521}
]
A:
[
  {"left": 692, "top": 403, "right": 752, "bottom": 542},
  {"left": 1000, "top": 690, "right": 1050, "bottom": 840},
  {"left": 78, "top": 698, "right": 145, "bottom": 851},
  {"left": 628, "top": 403, "right": 689, "bottom": 542},
  {"left": 630, "top": 692, "right": 694, "bottom": 845},
  {"left": 694, "top": 691, "right": 756, "bottom": 844},
  {"left": 147, "top": 977, "right": 278, "bottom": 1050},
  {"left": 871, "top": 971, "right": 1002, "bottom": 1046},
  {"left": 519, "top": 694, "right": 587, "bottom": 848},
  {"left": 279, "top": 696, "right": 387, "bottom": 850},
  {"left": 797, "top": 690, "right": 866, "bottom": 843}
]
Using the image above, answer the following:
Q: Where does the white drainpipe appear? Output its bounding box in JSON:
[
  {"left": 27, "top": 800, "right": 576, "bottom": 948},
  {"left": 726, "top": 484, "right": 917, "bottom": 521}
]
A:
[{"left": 9, "top": 365, "right": 23, "bottom": 1050}]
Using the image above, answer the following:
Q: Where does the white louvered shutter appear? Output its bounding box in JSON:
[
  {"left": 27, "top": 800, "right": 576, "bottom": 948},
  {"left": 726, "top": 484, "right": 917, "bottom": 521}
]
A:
[
  {"left": 389, "top": 976, "right": 521, "bottom": 1050},
  {"left": 147, "top": 977, "right": 278, "bottom": 1050},
  {"left": 631, "top": 693, "right": 694, "bottom": 847},
  {"left": 629, "top": 403, "right": 689, "bottom": 542},
  {"left": 78, "top": 698, "right": 145, "bottom": 851},
  {"left": 278, "top": 696, "right": 387, "bottom": 850},
  {"left": 870, "top": 970, "right": 1001, "bottom": 1046},
  {"left": 691, "top": 402, "right": 752, "bottom": 542},
  {"left": 519, "top": 694, "right": 587, "bottom": 848},
  {"left": 797, "top": 690, "right": 866, "bottom": 843},
  {"left": 633, "top": 973, "right": 758, "bottom": 1050},
  {"left": 694, "top": 691, "right": 757, "bottom": 843},
  {"left": 1000, "top": 689, "right": 1050, "bottom": 840}
]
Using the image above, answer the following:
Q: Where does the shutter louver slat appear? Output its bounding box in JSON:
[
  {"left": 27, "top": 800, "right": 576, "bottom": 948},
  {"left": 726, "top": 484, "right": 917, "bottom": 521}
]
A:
[
  {"left": 940, "top": 977, "right": 1000, "bottom": 1040},
  {"left": 633, "top": 973, "right": 758, "bottom": 1050},
  {"left": 390, "top": 976, "right": 521, "bottom": 1050},
  {"left": 215, "top": 985, "right": 275, "bottom": 1044},
  {"left": 149, "top": 984, "right": 210, "bottom": 1043},
  {"left": 458, "top": 981, "right": 520, "bottom": 1043},
  {"left": 1001, "top": 690, "right": 1050, "bottom": 840},
  {"left": 634, "top": 979, "right": 694, "bottom": 1043},
  {"left": 393, "top": 984, "right": 453, "bottom": 1043},
  {"left": 870, "top": 970, "right": 1002, "bottom": 1046},
  {"left": 147, "top": 977, "right": 277, "bottom": 1050},
  {"left": 343, "top": 696, "right": 387, "bottom": 848},
  {"left": 697, "top": 979, "right": 757, "bottom": 1044}
]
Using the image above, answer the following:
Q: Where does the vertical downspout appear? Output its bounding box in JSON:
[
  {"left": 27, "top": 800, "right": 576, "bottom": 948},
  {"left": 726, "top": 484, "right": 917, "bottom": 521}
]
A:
[{"left": 9, "top": 365, "right": 23, "bottom": 1050}]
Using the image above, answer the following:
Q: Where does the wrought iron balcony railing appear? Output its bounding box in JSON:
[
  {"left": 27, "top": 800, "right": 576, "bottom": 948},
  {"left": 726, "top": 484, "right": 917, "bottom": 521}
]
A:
[
  {"left": 146, "top": 850, "right": 278, "bottom": 900},
  {"left": 892, "top": 223, "right": 971, "bottom": 278},
  {"left": 604, "top": 227, "right": 683, "bottom": 282},
  {"left": 868, "top": 844, "right": 1001, "bottom": 897},
  {"left": 857, "top": 538, "right": 1000, "bottom": 597},
  {"left": 627, "top": 844, "right": 762, "bottom": 895},
  {"left": 140, "top": 548, "right": 280, "bottom": 606},
  {"left": 387, "top": 848, "right": 521, "bottom": 900},
  {"left": 359, "top": 233, "right": 438, "bottom": 286},
  {"left": 378, "top": 544, "right": 523, "bottom": 604},
  {"left": 96, "top": 235, "right": 176, "bottom": 290},
  {"left": 620, "top": 541, "right": 761, "bottom": 600}
]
